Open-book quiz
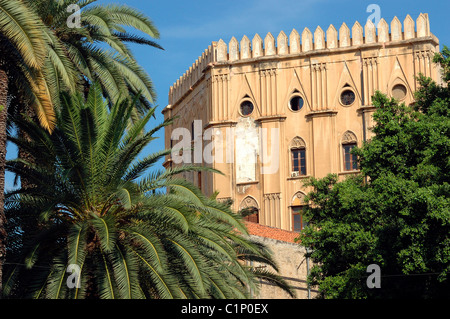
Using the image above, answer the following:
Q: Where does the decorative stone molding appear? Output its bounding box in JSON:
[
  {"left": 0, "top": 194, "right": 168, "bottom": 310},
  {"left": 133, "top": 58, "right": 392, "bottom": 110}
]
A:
[
  {"left": 342, "top": 131, "right": 358, "bottom": 144},
  {"left": 239, "top": 196, "right": 259, "bottom": 210},
  {"left": 291, "top": 192, "right": 306, "bottom": 206},
  {"left": 290, "top": 137, "right": 306, "bottom": 149}
]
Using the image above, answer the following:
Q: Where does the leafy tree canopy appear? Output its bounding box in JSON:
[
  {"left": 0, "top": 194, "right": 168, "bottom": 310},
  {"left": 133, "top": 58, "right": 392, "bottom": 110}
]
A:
[{"left": 298, "top": 47, "right": 450, "bottom": 299}]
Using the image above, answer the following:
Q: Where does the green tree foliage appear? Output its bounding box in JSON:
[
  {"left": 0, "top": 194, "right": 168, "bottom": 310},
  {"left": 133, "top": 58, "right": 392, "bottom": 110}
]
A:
[
  {"left": 298, "top": 47, "right": 450, "bottom": 299},
  {"left": 2, "top": 84, "right": 294, "bottom": 299}
]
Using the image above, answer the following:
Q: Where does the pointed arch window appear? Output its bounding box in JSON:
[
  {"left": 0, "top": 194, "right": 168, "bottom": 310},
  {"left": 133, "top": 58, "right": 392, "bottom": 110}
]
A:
[
  {"left": 239, "top": 197, "right": 259, "bottom": 223},
  {"left": 342, "top": 131, "right": 359, "bottom": 171},
  {"left": 291, "top": 192, "right": 308, "bottom": 232},
  {"left": 290, "top": 137, "right": 307, "bottom": 176}
]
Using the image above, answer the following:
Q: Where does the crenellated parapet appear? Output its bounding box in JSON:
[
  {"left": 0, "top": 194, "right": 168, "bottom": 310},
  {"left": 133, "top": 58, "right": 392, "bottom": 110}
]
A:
[
  {"left": 168, "top": 44, "right": 216, "bottom": 106},
  {"left": 169, "top": 13, "right": 435, "bottom": 106}
]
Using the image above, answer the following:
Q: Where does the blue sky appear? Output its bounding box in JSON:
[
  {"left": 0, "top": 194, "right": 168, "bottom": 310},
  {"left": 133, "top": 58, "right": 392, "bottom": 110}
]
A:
[
  {"left": 129, "top": 0, "right": 450, "bottom": 162},
  {"left": 5, "top": 0, "right": 450, "bottom": 190},
  {"left": 130, "top": 0, "right": 449, "bottom": 108}
]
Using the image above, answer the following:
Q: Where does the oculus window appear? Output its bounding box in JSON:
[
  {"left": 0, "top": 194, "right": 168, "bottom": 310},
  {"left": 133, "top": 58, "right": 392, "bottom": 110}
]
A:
[
  {"left": 392, "top": 84, "right": 407, "bottom": 100},
  {"left": 340, "top": 89, "right": 356, "bottom": 106},
  {"left": 240, "top": 100, "right": 254, "bottom": 116},
  {"left": 289, "top": 95, "right": 304, "bottom": 111}
]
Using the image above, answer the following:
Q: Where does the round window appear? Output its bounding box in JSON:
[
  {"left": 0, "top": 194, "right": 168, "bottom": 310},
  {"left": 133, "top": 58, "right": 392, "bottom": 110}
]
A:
[
  {"left": 392, "top": 84, "right": 407, "bottom": 100},
  {"left": 240, "top": 100, "right": 254, "bottom": 116},
  {"left": 340, "top": 89, "right": 356, "bottom": 106},
  {"left": 289, "top": 96, "right": 304, "bottom": 112}
]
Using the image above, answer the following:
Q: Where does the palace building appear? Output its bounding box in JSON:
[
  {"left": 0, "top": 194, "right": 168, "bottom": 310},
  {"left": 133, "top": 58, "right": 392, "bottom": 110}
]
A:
[
  {"left": 162, "top": 14, "right": 441, "bottom": 298},
  {"left": 163, "top": 13, "right": 440, "bottom": 232}
]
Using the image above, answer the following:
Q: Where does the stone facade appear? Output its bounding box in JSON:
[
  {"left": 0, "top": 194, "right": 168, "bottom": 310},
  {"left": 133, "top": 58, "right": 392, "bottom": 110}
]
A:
[
  {"left": 244, "top": 222, "right": 317, "bottom": 299},
  {"left": 163, "top": 13, "right": 440, "bottom": 233}
]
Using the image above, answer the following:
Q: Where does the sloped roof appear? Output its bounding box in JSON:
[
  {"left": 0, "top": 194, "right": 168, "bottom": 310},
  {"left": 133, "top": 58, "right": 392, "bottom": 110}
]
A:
[{"left": 245, "top": 222, "right": 299, "bottom": 243}]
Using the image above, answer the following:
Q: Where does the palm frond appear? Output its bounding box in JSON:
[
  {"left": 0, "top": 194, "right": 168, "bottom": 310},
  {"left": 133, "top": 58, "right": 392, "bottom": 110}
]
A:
[
  {"left": 250, "top": 268, "right": 297, "bottom": 299},
  {"left": 131, "top": 248, "right": 176, "bottom": 299},
  {"left": 5, "top": 83, "right": 293, "bottom": 299},
  {"left": 166, "top": 235, "right": 208, "bottom": 298},
  {"left": 123, "top": 149, "right": 171, "bottom": 182},
  {"left": 104, "top": 4, "right": 160, "bottom": 39},
  {"left": 45, "top": 258, "right": 68, "bottom": 299},
  {"left": 113, "top": 32, "right": 163, "bottom": 50},
  {"left": 27, "top": 70, "right": 56, "bottom": 132},
  {"left": 97, "top": 250, "right": 117, "bottom": 299},
  {"left": 90, "top": 214, "right": 116, "bottom": 253},
  {"left": 113, "top": 56, "right": 156, "bottom": 104},
  {"left": 0, "top": 0, "right": 47, "bottom": 68},
  {"left": 67, "top": 222, "right": 88, "bottom": 266},
  {"left": 80, "top": 7, "right": 113, "bottom": 36},
  {"left": 108, "top": 244, "right": 137, "bottom": 299}
]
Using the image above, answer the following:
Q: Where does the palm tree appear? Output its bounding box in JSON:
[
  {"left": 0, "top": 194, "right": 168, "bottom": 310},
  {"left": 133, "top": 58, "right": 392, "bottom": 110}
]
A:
[
  {"left": 3, "top": 84, "right": 294, "bottom": 299},
  {"left": 0, "top": 1, "right": 163, "bottom": 292},
  {"left": 0, "top": 0, "right": 56, "bottom": 295},
  {"left": 12, "top": 0, "right": 164, "bottom": 179},
  {"left": 12, "top": 0, "right": 163, "bottom": 192},
  {"left": 24, "top": 0, "right": 163, "bottom": 113}
]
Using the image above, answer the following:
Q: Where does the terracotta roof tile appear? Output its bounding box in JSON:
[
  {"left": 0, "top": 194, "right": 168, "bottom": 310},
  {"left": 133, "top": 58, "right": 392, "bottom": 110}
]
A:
[{"left": 244, "top": 222, "right": 299, "bottom": 243}]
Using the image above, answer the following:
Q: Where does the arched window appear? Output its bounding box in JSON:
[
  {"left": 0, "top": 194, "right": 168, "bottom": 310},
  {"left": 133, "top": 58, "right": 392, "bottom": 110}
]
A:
[
  {"left": 239, "top": 196, "right": 259, "bottom": 223},
  {"left": 291, "top": 192, "right": 308, "bottom": 232},
  {"left": 342, "top": 131, "right": 359, "bottom": 171},
  {"left": 290, "top": 137, "right": 307, "bottom": 177}
]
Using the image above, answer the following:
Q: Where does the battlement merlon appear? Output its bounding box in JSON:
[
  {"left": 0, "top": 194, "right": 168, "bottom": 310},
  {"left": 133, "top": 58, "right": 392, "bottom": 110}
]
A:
[{"left": 163, "top": 13, "right": 439, "bottom": 112}]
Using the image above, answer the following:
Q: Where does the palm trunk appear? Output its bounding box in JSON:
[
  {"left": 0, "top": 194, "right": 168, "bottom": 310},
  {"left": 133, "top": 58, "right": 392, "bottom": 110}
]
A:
[
  {"left": 18, "top": 98, "right": 37, "bottom": 190},
  {"left": 17, "top": 99, "right": 39, "bottom": 256},
  {"left": 0, "top": 67, "right": 9, "bottom": 298}
]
